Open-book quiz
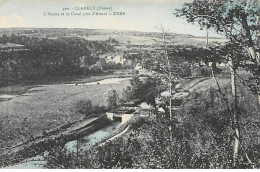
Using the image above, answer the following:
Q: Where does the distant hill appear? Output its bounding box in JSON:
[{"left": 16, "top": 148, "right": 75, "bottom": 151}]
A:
[{"left": 0, "top": 28, "right": 227, "bottom": 46}]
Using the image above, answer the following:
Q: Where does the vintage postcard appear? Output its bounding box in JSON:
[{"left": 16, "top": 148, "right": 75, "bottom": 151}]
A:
[{"left": 0, "top": 0, "right": 259, "bottom": 169}]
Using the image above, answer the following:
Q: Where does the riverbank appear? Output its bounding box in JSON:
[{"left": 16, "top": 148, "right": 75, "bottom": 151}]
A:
[
  {"left": 0, "top": 71, "right": 132, "bottom": 102},
  {"left": 0, "top": 74, "right": 132, "bottom": 153},
  {"left": 0, "top": 116, "right": 112, "bottom": 168},
  {"left": 2, "top": 112, "right": 138, "bottom": 169}
]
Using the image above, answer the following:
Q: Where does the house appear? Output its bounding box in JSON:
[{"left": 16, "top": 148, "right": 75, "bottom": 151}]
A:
[{"left": 102, "top": 54, "right": 126, "bottom": 65}]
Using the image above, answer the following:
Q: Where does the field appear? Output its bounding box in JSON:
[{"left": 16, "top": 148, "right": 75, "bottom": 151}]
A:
[
  {"left": 84, "top": 34, "right": 228, "bottom": 46},
  {"left": 0, "top": 75, "right": 131, "bottom": 149}
]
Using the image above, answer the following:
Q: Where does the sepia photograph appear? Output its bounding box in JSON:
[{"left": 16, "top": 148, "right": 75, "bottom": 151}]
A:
[{"left": 0, "top": 0, "right": 260, "bottom": 169}]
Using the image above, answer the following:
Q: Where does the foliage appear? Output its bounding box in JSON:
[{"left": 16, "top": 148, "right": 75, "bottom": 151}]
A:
[
  {"left": 0, "top": 34, "right": 114, "bottom": 86},
  {"left": 103, "top": 90, "right": 118, "bottom": 110},
  {"left": 147, "top": 49, "right": 192, "bottom": 81},
  {"left": 44, "top": 81, "right": 260, "bottom": 169},
  {"left": 74, "top": 99, "right": 93, "bottom": 116},
  {"left": 176, "top": 2, "right": 260, "bottom": 167},
  {"left": 122, "top": 75, "right": 161, "bottom": 105},
  {"left": 74, "top": 99, "right": 106, "bottom": 117},
  {"left": 175, "top": 0, "right": 259, "bottom": 42},
  {"left": 175, "top": 0, "right": 260, "bottom": 97},
  {"left": 45, "top": 146, "right": 79, "bottom": 169}
]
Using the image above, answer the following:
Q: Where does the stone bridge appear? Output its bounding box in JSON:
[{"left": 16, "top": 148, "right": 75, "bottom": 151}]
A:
[{"left": 106, "top": 108, "right": 135, "bottom": 124}]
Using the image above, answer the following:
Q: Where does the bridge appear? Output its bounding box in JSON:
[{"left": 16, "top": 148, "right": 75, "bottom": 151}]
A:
[{"left": 106, "top": 108, "right": 136, "bottom": 124}]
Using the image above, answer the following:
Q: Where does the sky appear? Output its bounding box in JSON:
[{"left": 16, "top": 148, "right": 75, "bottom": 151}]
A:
[{"left": 0, "top": 0, "right": 224, "bottom": 37}]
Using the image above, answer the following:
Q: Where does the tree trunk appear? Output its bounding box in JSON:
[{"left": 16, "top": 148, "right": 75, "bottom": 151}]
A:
[
  {"left": 245, "top": 0, "right": 260, "bottom": 105},
  {"left": 247, "top": 47, "right": 260, "bottom": 106},
  {"left": 169, "top": 80, "right": 172, "bottom": 119},
  {"left": 258, "top": 93, "right": 260, "bottom": 106},
  {"left": 76, "top": 139, "right": 79, "bottom": 166},
  {"left": 162, "top": 27, "right": 173, "bottom": 119},
  {"left": 257, "top": 0, "right": 260, "bottom": 105},
  {"left": 230, "top": 59, "right": 240, "bottom": 168}
]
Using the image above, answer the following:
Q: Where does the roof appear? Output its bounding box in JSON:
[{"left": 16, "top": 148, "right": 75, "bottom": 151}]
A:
[
  {"left": 122, "top": 99, "right": 143, "bottom": 107},
  {"left": 160, "top": 91, "right": 171, "bottom": 97},
  {"left": 110, "top": 108, "right": 135, "bottom": 115},
  {"left": 158, "top": 107, "right": 165, "bottom": 112},
  {"left": 140, "top": 102, "right": 155, "bottom": 110}
]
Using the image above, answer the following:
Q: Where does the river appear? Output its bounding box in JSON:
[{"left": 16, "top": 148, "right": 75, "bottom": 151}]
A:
[
  {"left": 0, "top": 77, "right": 131, "bottom": 102},
  {"left": 5, "top": 121, "right": 122, "bottom": 169},
  {"left": 65, "top": 77, "right": 131, "bottom": 86},
  {"left": 2, "top": 77, "right": 131, "bottom": 169}
]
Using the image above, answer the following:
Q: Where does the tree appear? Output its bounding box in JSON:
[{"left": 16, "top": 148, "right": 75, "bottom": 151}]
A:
[
  {"left": 211, "top": 43, "right": 243, "bottom": 167},
  {"left": 161, "top": 27, "right": 173, "bottom": 119},
  {"left": 74, "top": 99, "right": 93, "bottom": 116},
  {"left": 103, "top": 89, "right": 119, "bottom": 110},
  {"left": 176, "top": 0, "right": 260, "bottom": 167},
  {"left": 122, "top": 74, "right": 160, "bottom": 105},
  {"left": 148, "top": 26, "right": 190, "bottom": 119},
  {"left": 175, "top": 0, "right": 260, "bottom": 105}
]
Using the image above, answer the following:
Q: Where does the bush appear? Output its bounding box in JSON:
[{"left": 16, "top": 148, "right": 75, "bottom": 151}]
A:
[
  {"left": 45, "top": 78, "right": 260, "bottom": 169},
  {"left": 180, "top": 62, "right": 191, "bottom": 77},
  {"left": 73, "top": 99, "right": 107, "bottom": 118},
  {"left": 200, "top": 66, "right": 212, "bottom": 77},
  {"left": 103, "top": 90, "right": 118, "bottom": 110},
  {"left": 122, "top": 76, "right": 161, "bottom": 105},
  {"left": 74, "top": 99, "right": 93, "bottom": 115}
]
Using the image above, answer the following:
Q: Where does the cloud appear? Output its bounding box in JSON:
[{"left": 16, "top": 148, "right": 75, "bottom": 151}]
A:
[
  {"left": 12, "top": 14, "right": 26, "bottom": 27},
  {"left": 0, "top": 14, "right": 27, "bottom": 28},
  {"left": 0, "top": 17, "right": 10, "bottom": 28}
]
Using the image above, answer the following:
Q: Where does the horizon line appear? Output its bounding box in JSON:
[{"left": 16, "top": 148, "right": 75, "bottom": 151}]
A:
[{"left": 0, "top": 27, "right": 225, "bottom": 39}]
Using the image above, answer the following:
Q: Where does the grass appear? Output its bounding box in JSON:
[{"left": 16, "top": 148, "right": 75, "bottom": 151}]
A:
[
  {"left": 84, "top": 34, "right": 228, "bottom": 46},
  {"left": 0, "top": 85, "right": 36, "bottom": 95},
  {"left": 0, "top": 74, "right": 131, "bottom": 149}
]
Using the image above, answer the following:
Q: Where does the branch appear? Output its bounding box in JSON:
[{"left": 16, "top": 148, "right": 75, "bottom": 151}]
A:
[
  {"left": 113, "top": 142, "right": 133, "bottom": 169},
  {"left": 195, "top": 14, "right": 242, "bottom": 43},
  {"left": 211, "top": 66, "right": 232, "bottom": 112},
  {"left": 239, "top": 140, "right": 257, "bottom": 169},
  {"left": 226, "top": 62, "right": 252, "bottom": 89},
  {"left": 246, "top": 153, "right": 256, "bottom": 168}
]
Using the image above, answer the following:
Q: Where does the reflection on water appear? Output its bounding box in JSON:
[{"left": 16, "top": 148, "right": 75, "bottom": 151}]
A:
[
  {"left": 65, "top": 121, "right": 121, "bottom": 152},
  {"left": 4, "top": 122, "right": 121, "bottom": 169}
]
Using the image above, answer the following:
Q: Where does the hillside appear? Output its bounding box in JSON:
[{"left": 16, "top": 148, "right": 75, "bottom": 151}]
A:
[{"left": 0, "top": 28, "right": 227, "bottom": 46}]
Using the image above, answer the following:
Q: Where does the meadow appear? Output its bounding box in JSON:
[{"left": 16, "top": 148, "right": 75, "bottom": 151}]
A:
[{"left": 0, "top": 75, "right": 131, "bottom": 149}]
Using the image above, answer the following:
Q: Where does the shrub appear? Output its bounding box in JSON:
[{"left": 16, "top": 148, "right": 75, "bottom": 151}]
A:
[
  {"left": 200, "top": 66, "right": 212, "bottom": 77},
  {"left": 73, "top": 99, "right": 107, "bottom": 118},
  {"left": 45, "top": 78, "right": 260, "bottom": 169},
  {"left": 74, "top": 99, "right": 92, "bottom": 115},
  {"left": 103, "top": 90, "right": 118, "bottom": 110}
]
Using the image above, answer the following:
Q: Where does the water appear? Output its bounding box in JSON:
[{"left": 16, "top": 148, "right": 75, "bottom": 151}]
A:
[
  {"left": 0, "top": 94, "right": 18, "bottom": 99},
  {"left": 66, "top": 77, "right": 131, "bottom": 86},
  {"left": 0, "top": 77, "right": 131, "bottom": 102},
  {"left": 4, "top": 153, "right": 47, "bottom": 169},
  {"left": 2, "top": 76, "right": 128, "bottom": 168},
  {"left": 65, "top": 121, "right": 121, "bottom": 152},
  {"left": 4, "top": 121, "right": 121, "bottom": 169}
]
